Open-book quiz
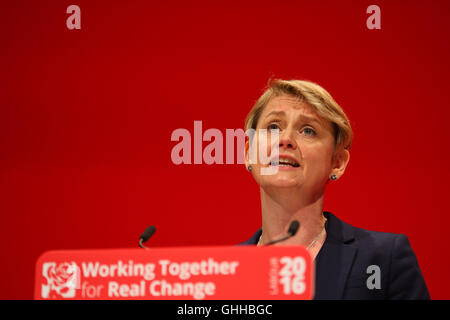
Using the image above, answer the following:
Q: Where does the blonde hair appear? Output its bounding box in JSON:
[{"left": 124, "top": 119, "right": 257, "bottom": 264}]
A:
[{"left": 245, "top": 79, "right": 353, "bottom": 150}]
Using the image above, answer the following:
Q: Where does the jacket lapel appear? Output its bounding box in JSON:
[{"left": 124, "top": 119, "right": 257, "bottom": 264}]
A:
[{"left": 314, "top": 212, "right": 358, "bottom": 300}]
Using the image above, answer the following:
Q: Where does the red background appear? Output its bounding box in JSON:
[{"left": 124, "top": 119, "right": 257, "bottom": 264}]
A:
[{"left": 2, "top": 0, "right": 450, "bottom": 299}]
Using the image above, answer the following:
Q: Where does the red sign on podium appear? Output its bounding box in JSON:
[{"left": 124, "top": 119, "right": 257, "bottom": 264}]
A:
[{"left": 35, "top": 246, "right": 314, "bottom": 300}]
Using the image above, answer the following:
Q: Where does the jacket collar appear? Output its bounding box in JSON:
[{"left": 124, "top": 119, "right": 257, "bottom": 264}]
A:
[
  {"left": 323, "top": 211, "right": 355, "bottom": 244},
  {"left": 315, "top": 211, "right": 357, "bottom": 299}
]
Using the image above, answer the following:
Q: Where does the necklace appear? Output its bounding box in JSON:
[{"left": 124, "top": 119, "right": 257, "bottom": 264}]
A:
[{"left": 257, "top": 227, "right": 325, "bottom": 249}]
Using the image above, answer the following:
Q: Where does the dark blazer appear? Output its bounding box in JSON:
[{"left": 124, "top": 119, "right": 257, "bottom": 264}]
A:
[{"left": 239, "top": 211, "right": 430, "bottom": 300}]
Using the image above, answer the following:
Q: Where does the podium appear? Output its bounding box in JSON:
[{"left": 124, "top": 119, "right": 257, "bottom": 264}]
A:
[{"left": 35, "top": 246, "right": 314, "bottom": 300}]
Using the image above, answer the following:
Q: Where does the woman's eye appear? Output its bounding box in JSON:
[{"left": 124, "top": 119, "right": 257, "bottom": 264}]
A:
[
  {"left": 301, "top": 127, "right": 316, "bottom": 136},
  {"left": 267, "top": 123, "right": 280, "bottom": 131}
]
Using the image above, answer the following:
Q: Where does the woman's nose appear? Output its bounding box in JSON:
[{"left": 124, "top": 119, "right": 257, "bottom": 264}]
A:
[{"left": 279, "top": 129, "right": 297, "bottom": 149}]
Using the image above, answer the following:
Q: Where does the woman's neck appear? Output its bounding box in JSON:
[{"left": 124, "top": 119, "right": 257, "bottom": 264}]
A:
[{"left": 259, "top": 187, "right": 327, "bottom": 247}]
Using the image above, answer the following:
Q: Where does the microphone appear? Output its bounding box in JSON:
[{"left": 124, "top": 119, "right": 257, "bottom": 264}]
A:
[
  {"left": 265, "top": 220, "right": 300, "bottom": 246},
  {"left": 139, "top": 225, "right": 157, "bottom": 249}
]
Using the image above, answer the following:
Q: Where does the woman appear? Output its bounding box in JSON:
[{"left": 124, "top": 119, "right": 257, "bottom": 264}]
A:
[{"left": 240, "top": 79, "right": 430, "bottom": 300}]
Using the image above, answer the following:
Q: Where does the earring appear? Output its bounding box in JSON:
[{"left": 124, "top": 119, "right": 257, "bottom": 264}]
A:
[
  {"left": 247, "top": 165, "right": 252, "bottom": 172},
  {"left": 330, "top": 174, "right": 337, "bottom": 181}
]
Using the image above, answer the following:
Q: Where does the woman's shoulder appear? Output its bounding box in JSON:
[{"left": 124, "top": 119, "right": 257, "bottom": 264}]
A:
[
  {"left": 351, "top": 223, "right": 407, "bottom": 245},
  {"left": 325, "top": 211, "right": 420, "bottom": 268},
  {"left": 325, "top": 211, "right": 407, "bottom": 248},
  {"left": 326, "top": 212, "right": 430, "bottom": 299}
]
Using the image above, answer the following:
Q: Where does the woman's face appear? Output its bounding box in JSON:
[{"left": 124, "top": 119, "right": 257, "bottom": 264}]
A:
[{"left": 246, "top": 95, "right": 346, "bottom": 196}]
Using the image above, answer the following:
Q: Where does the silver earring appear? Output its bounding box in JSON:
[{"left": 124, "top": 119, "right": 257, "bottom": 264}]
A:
[
  {"left": 330, "top": 174, "right": 337, "bottom": 181},
  {"left": 248, "top": 165, "right": 252, "bottom": 172}
]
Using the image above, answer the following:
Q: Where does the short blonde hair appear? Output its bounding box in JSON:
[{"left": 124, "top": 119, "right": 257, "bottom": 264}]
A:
[{"left": 245, "top": 79, "right": 353, "bottom": 150}]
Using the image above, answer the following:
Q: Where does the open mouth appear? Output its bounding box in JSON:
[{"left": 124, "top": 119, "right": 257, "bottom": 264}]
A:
[{"left": 270, "top": 157, "right": 300, "bottom": 168}]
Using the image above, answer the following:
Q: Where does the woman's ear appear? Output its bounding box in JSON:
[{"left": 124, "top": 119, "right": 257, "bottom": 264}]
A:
[
  {"left": 331, "top": 148, "right": 350, "bottom": 179},
  {"left": 244, "top": 139, "right": 250, "bottom": 170}
]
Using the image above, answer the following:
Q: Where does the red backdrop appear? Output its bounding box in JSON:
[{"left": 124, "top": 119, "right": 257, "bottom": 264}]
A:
[{"left": 1, "top": 0, "right": 450, "bottom": 299}]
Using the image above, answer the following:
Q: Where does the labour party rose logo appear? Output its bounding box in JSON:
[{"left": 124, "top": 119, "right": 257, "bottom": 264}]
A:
[{"left": 41, "top": 262, "right": 80, "bottom": 299}]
